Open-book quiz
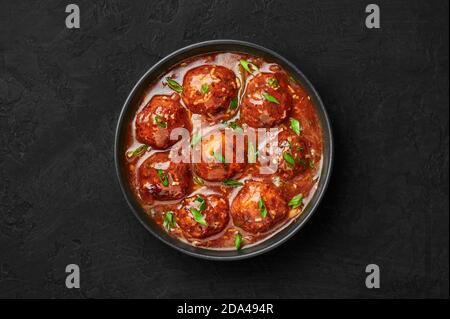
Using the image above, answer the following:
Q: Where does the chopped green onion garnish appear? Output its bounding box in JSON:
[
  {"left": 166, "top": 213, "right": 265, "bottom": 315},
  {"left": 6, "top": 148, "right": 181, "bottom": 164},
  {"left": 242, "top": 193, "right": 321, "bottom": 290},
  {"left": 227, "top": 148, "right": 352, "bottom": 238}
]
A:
[
  {"left": 195, "top": 195, "right": 206, "bottom": 211},
  {"left": 239, "top": 59, "right": 259, "bottom": 74},
  {"left": 190, "top": 208, "right": 207, "bottom": 226},
  {"left": 248, "top": 141, "right": 257, "bottom": 163},
  {"left": 193, "top": 175, "right": 204, "bottom": 186},
  {"left": 235, "top": 232, "right": 242, "bottom": 250},
  {"left": 288, "top": 194, "right": 304, "bottom": 209},
  {"left": 262, "top": 92, "right": 280, "bottom": 104},
  {"left": 156, "top": 169, "right": 169, "bottom": 187},
  {"left": 165, "top": 77, "right": 183, "bottom": 93},
  {"left": 267, "top": 77, "right": 279, "bottom": 88},
  {"left": 228, "top": 121, "right": 243, "bottom": 133},
  {"left": 154, "top": 115, "right": 167, "bottom": 128},
  {"left": 126, "top": 144, "right": 149, "bottom": 158},
  {"left": 283, "top": 152, "right": 296, "bottom": 167},
  {"left": 229, "top": 97, "right": 238, "bottom": 110},
  {"left": 201, "top": 83, "right": 209, "bottom": 94},
  {"left": 213, "top": 151, "right": 225, "bottom": 163},
  {"left": 258, "top": 198, "right": 267, "bottom": 218},
  {"left": 223, "top": 179, "right": 243, "bottom": 187},
  {"left": 163, "top": 211, "right": 176, "bottom": 231},
  {"left": 191, "top": 132, "right": 202, "bottom": 146},
  {"left": 290, "top": 117, "right": 301, "bottom": 135}
]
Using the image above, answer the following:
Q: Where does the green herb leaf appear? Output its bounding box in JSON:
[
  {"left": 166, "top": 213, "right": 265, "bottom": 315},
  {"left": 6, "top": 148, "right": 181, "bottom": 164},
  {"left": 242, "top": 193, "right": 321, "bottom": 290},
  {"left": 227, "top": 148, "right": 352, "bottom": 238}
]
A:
[
  {"left": 262, "top": 92, "right": 280, "bottom": 104},
  {"left": 201, "top": 83, "right": 209, "bottom": 94},
  {"left": 154, "top": 115, "right": 167, "bottom": 128},
  {"left": 195, "top": 195, "right": 206, "bottom": 212},
  {"left": 258, "top": 198, "right": 267, "bottom": 218},
  {"left": 165, "top": 77, "right": 183, "bottom": 93},
  {"left": 229, "top": 97, "right": 238, "bottom": 110},
  {"left": 248, "top": 141, "right": 257, "bottom": 163},
  {"left": 228, "top": 121, "right": 243, "bottom": 133},
  {"left": 283, "top": 152, "right": 296, "bottom": 167},
  {"left": 223, "top": 179, "right": 243, "bottom": 187},
  {"left": 193, "top": 175, "right": 204, "bottom": 186},
  {"left": 239, "top": 59, "right": 259, "bottom": 74},
  {"left": 156, "top": 169, "right": 169, "bottom": 187},
  {"left": 163, "top": 211, "right": 176, "bottom": 231},
  {"left": 288, "top": 194, "right": 304, "bottom": 209},
  {"left": 290, "top": 117, "right": 301, "bottom": 135},
  {"left": 191, "top": 132, "right": 202, "bottom": 146},
  {"left": 213, "top": 151, "right": 225, "bottom": 163},
  {"left": 190, "top": 208, "right": 207, "bottom": 226},
  {"left": 127, "top": 144, "right": 149, "bottom": 158},
  {"left": 267, "top": 77, "right": 279, "bottom": 88},
  {"left": 235, "top": 232, "right": 242, "bottom": 250},
  {"left": 309, "top": 160, "right": 315, "bottom": 169}
]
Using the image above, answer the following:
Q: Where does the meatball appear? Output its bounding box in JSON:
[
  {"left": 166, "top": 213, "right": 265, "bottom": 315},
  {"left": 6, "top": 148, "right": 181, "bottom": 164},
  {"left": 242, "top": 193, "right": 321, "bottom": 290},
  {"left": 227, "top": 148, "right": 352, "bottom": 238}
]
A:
[
  {"left": 231, "top": 181, "right": 287, "bottom": 234},
  {"left": 138, "top": 152, "right": 191, "bottom": 204},
  {"left": 175, "top": 194, "right": 230, "bottom": 238},
  {"left": 241, "top": 72, "right": 292, "bottom": 128},
  {"left": 182, "top": 65, "right": 238, "bottom": 115},
  {"left": 193, "top": 129, "right": 246, "bottom": 181},
  {"left": 135, "top": 94, "right": 190, "bottom": 149},
  {"left": 274, "top": 129, "right": 308, "bottom": 179}
]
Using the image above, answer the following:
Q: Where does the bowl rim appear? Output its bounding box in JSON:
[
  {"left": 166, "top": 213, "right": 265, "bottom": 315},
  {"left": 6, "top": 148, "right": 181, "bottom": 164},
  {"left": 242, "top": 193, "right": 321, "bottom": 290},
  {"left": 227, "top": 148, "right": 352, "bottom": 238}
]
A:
[{"left": 114, "top": 39, "right": 334, "bottom": 260}]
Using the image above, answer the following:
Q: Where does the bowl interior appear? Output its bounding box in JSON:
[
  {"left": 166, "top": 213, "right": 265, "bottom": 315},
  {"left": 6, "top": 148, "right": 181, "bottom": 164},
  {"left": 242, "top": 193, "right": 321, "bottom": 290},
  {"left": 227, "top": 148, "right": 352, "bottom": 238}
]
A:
[{"left": 115, "top": 40, "right": 333, "bottom": 260}]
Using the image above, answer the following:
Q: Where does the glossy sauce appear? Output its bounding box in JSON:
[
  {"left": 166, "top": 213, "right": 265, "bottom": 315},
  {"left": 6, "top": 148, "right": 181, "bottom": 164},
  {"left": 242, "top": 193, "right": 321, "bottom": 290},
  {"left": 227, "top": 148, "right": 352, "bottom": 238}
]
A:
[{"left": 123, "top": 52, "right": 323, "bottom": 250}]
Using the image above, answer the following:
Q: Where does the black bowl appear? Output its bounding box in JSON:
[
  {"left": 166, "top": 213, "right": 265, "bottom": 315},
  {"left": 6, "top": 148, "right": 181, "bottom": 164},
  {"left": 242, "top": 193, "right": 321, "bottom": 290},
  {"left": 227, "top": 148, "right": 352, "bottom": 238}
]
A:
[{"left": 115, "top": 40, "right": 333, "bottom": 260}]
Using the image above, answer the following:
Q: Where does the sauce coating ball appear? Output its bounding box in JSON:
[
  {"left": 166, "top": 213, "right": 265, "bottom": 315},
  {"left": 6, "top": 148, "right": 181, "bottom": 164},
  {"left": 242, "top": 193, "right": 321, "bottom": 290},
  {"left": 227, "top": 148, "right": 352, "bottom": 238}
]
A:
[
  {"left": 274, "top": 129, "right": 308, "bottom": 179},
  {"left": 135, "top": 94, "right": 190, "bottom": 149},
  {"left": 193, "top": 129, "right": 246, "bottom": 182},
  {"left": 138, "top": 152, "right": 191, "bottom": 204},
  {"left": 241, "top": 72, "right": 292, "bottom": 128},
  {"left": 182, "top": 65, "right": 239, "bottom": 115},
  {"left": 231, "top": 181, "right": 288, "bottom": 234},
  {"left": 175, "top": 194, "right": 230, "bottom": 239}
]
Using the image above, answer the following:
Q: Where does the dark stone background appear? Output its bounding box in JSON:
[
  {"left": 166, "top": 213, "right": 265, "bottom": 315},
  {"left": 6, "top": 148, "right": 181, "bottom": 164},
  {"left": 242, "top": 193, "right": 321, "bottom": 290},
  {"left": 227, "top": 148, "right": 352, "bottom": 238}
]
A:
[{"left": 0, "top": 0, "right": 448, "bottom": 298}]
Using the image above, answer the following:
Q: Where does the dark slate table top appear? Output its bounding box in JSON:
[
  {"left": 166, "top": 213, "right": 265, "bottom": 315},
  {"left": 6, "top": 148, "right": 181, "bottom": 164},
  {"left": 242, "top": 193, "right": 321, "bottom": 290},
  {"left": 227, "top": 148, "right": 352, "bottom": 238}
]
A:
[{"left": 0, "top": 0, "right": 448, "bottom": 298}]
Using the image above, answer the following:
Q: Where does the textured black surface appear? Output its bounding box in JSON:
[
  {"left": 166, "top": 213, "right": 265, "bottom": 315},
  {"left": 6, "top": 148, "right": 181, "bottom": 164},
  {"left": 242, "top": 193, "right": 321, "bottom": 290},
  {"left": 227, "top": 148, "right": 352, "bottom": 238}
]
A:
[{"left": 0, "top": 0, "right": 448, "bottom": 298}]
